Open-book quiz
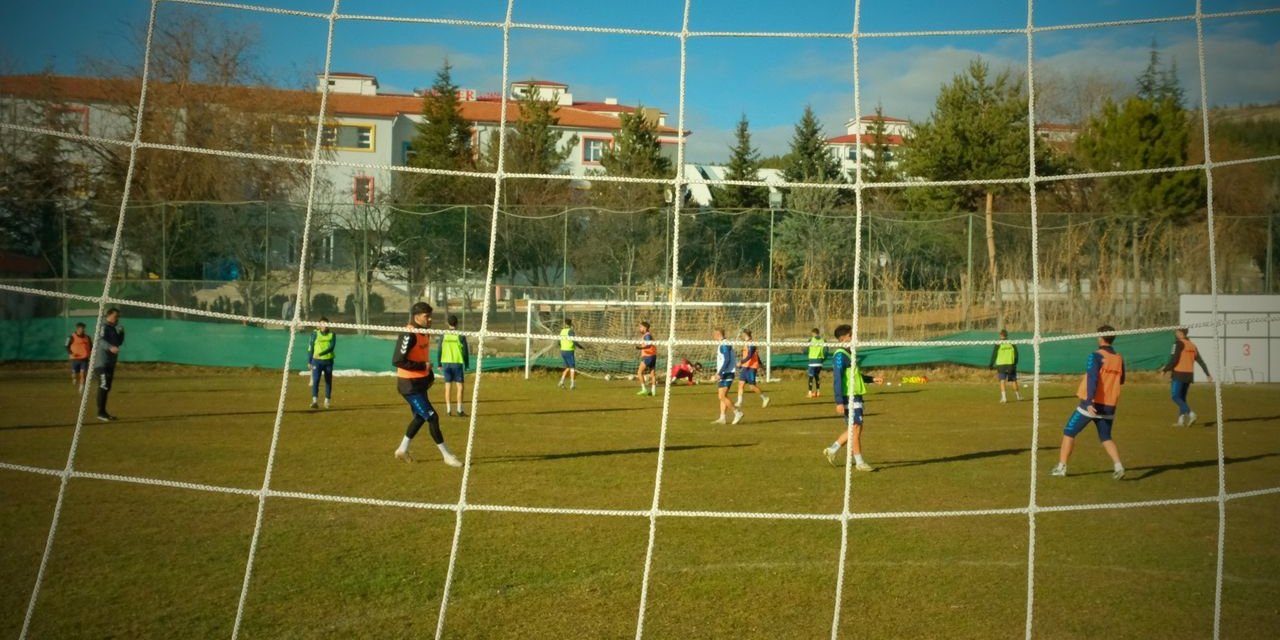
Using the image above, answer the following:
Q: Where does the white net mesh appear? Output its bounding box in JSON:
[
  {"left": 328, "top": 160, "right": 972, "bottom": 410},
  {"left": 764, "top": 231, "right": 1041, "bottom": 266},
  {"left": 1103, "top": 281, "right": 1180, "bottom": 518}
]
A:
[
  {"left": 524, "top": 300, "right": 771, "bottom": 379},
  {"left": 0, "top": 1, "right": 1278, "bottom": 639}
]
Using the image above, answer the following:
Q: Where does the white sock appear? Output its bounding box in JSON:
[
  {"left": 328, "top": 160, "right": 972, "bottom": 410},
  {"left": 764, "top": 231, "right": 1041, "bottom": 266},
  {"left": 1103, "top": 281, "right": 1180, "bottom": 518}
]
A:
[
  {"left": 399, "top": 436, "right": 412, "bottom": 452},
  {"left": 437, "top": 442, "right": 455, "bottom": 458},
  {"left": 1000, "top": 391, "right": 1007, "bottom": 401},
  {"left": 854, "top": 453, "right": 866, "bottom": 465},
  {"left": 1114, "top": 461, "right": 1124, "bottom": 471},
  {"left": 829, "top": 442, "right": 842, "bottom": 452}
]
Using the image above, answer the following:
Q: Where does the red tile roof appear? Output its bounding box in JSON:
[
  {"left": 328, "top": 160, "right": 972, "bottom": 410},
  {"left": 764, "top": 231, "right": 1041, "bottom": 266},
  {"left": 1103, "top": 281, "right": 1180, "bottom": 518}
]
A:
[
  {"left": 513, "top": 79, "right": 568, "bottom": 87},
  {"left": 572, "top": 101, "right": 638, "bottom": 113},
  {"left": 0, "top": 74, "right": 683, "bottom": 135},
  {"left": 860, "top": 114, "right": 908, "bottom": 123},
  {"left": 826, "top": 133, "right": 904, "bottom": 145}
]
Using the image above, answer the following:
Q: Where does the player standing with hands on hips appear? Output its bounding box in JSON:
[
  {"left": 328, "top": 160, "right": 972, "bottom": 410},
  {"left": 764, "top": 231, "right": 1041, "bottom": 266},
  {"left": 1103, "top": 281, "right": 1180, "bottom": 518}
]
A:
[
  {"left": 95, "top": 308, "right": 124, "bottom": 421},
  {"left": 392, "top": 302, "right": 462, "bottom": 467}
]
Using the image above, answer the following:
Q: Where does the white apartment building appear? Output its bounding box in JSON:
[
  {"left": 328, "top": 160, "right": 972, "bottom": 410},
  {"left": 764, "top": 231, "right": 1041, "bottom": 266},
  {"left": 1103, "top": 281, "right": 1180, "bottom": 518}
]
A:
[{"left": 0, "top": 71, "right": 689, "bottom": 207}]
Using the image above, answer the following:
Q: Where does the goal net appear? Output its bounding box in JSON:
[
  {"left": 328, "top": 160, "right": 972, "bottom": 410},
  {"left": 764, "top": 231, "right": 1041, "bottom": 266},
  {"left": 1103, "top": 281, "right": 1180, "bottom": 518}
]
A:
[
  {"left": 523, "top": 299, "right": 772, "bottom": 380},
  {"left": 1, "top": 1, "right": 1278, "bottom": 639}
]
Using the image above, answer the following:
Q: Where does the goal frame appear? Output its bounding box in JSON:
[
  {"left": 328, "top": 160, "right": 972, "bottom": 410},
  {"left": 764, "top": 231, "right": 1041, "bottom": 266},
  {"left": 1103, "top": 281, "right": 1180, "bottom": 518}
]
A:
[{"left": 523, "top": 299, "right": 772, "bottom": 381}]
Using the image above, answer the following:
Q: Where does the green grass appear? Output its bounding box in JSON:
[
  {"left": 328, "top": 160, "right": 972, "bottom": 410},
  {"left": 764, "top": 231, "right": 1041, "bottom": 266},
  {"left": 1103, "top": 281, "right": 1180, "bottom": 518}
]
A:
[{"left": 1, "top": 365, "right": 1278, "bottom": 639}]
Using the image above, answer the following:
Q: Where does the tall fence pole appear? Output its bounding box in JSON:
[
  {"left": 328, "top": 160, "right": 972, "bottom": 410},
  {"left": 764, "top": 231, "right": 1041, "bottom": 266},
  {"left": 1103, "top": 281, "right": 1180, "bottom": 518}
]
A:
[
  {"left": 965, "top": 211, "right": 974, "bottom": 330},
  {"left": 61, "top": 207, "right": 69, "bottom": 327},
  {"left": 1268, "top": 212, "right": 1274, "bottom": 293},
  {"left": 462, "top": 206, "right": 469, "bottom": 327}
]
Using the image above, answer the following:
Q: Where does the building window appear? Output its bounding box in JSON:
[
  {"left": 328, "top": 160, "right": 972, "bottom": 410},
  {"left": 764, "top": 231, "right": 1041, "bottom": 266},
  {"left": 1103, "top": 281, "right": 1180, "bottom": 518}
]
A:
[
  {"left": 353, "top": 176, "right": 375, "bottom": 205},
  {"left": 322, "top": 124, "right": 374, "bottom": 150},
  {"left": 401, "top": 141, "right": 416, "bottom": 165},
  {"left": 583, "top": 138, "right": 608, "bottom": 163}
]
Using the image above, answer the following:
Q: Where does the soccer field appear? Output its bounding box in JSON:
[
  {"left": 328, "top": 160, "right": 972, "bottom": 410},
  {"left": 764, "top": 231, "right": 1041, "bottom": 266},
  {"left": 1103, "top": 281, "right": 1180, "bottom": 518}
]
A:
[{"left": 1, "top": 365, "right": 1278, "bottom": 639}]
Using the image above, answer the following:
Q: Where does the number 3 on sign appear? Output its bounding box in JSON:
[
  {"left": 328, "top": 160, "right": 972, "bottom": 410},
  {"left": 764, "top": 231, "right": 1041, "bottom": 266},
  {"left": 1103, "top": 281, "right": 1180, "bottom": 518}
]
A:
[{"left": 1243, "top": 343, "right": 1251, "bottom": 357}]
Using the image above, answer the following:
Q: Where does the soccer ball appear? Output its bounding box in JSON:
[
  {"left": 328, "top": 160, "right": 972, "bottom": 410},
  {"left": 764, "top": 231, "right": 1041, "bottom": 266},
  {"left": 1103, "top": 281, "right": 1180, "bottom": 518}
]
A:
[{"left": 604, "top": 374, "right": 612, "bottom": 381}]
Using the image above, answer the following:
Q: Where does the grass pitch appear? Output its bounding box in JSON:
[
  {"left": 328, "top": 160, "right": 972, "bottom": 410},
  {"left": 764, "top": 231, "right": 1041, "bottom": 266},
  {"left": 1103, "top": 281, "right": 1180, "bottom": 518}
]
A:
[{"left": 1, "top": 365, "right": 1278, "bottom": 639}]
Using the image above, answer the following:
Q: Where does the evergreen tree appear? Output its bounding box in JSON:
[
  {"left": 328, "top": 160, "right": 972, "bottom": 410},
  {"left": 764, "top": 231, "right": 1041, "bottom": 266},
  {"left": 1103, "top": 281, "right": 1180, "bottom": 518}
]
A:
[
  {"left": 863, "top": 104, "right": 901, "bottom": 211},
  {"left": 403, "top": 60, "right": 477, "bottom": 204},
  {"left": 782, "top": 106, "right": 843, "bottom": 184},
  {"left": 713, "top": 114, "right": 769, "bottom": 209},
  {"left": 1077, "top": 46, "right": 1203, "bottom": 225},
  {"left": 899, "top": 59, "right": 1045, "bottom": 328}
]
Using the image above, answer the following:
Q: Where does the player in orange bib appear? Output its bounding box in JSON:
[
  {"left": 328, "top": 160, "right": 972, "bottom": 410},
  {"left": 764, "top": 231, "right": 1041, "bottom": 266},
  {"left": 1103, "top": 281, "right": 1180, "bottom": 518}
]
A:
[
  {"left": 734, "top": 329, "right": 769, "bottom": 408},
  {"left": 1158, "top": 327, "right": 1213, "bottom": 426},
  {"left": 392, "top": 302, "right": 461, "bottom": 467},
  {"left": 65, "top": 322, "right": 92, "bottom": 391},
  {"left": 1051, "top": 325, "right": 1126, "bottom": 479},
  {"left": 634, "top": 321, "right": 658, "bottom": 396}
]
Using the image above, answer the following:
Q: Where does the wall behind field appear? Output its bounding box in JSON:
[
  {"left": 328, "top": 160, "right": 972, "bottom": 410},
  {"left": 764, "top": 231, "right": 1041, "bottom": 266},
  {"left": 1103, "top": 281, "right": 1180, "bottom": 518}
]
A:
[{"left": 0, "top": 318, "right": 1176, "bottom": 376}]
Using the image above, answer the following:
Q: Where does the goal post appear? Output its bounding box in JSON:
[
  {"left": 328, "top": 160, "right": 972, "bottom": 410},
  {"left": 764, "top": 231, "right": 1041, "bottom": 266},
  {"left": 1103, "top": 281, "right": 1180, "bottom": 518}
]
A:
[{"left": 523, "top": 299, "right": 772, "bottom": 380}]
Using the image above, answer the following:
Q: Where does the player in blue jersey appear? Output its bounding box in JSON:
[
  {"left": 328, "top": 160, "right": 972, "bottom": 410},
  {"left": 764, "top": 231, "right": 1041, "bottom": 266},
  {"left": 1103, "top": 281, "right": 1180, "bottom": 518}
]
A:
[
  {"left": 806, "top": 327, "right": 826, "bottom": 398},
  {"left": 734, "top": 329, "right": 770, "bottom": 408},
  {"left": 711, "top": 329, "right": 743, "bottom": 424},
  {"left": 823, "top": 324, "right": 881, "bottom": 471},
  {"left": 435, "top": 315, "right": 470, "bottom": 417}
]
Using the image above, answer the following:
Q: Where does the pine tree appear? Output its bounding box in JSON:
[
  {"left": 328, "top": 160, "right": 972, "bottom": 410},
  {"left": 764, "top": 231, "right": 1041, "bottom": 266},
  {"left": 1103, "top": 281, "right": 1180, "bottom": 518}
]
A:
[
  {"left": 402, "top": 60, "right": 478, "bottom": 204},
  {"left": 1077, "top": 46, "right": 1203, "bottom": 225},
  {"left": 597, "top": 108, "right": 671, "bottom": 206},
  {"left": 713, "top": 114, "right": 769, "bottom": 209},
  {"left": 783, "top": 106, "right": 842, "bottom": 184}
]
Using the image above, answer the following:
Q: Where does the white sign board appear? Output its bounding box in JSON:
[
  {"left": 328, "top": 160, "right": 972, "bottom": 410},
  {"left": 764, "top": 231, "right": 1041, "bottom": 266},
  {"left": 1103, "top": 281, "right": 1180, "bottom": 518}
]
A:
[{"left": 1179, "top": 295, "right": 1280, "bottom": 383}]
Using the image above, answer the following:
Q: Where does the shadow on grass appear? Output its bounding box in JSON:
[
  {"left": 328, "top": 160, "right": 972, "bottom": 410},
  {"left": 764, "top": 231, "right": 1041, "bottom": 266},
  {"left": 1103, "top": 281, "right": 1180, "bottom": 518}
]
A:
[
  {"left": 877, "top": 446, "right": 1055, "bottom": 469},
  {"left": 1127, "top": 453, "right": 1280, "bottom": 481},
  {"left": 482, "top": 442, "right": 758, "bottom": 463},
  {"left": 747, "top": 412, "right": 882, "bottom": 426},
  {"left": 1218, "top": 414, "right": 1280, "bottom": 426},
  {"left": 1067, "top": 452, "right": 1280, "bottom": 480}
]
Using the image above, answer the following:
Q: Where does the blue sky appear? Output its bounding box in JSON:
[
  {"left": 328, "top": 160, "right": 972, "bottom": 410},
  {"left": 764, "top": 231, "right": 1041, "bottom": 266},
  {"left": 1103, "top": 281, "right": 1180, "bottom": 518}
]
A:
[{"left": 3, "top": 0, "right": 1278, "bottom": 162}]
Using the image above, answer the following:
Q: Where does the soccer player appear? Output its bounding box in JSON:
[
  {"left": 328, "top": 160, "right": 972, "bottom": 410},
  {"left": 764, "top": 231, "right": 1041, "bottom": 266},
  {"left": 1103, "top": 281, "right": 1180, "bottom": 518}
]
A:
[
  {"left": 670, "top": 357, "right": 701, "bottom": 386},
  {"left": 823, "top": 324, "right": 881, "bottom": 471},
  {"left": 806, "top": 327, "right": 826, "bottom": 398},
  {"left": 635, "top": 320, "right": 658, "bottom": 396},
  {"left": 558, "top": 318, "right": 583, "bottom": 390},
  {"left": 1051, "top": 325, "right": 1126, "bottom": 480},
  {"left": 1158, "top": 327, "right": 1213, "bottom": 426},
  {"left": 989, "top": 329, "right": 1022, "bottom": 403},
  {"left": 711, "top": 329, "right": 743, "bottom": 424},
  {"left": 437, "top": 315, "right": 470, "bottom": 416},
  {"left": 66, "top": 322, "right": 91, "bottom": 392},
  {"left": 307, "top": 316, "right": 336, "bottom": 409},
  {"left": 735, "top": 329, "right": 770, "bottom": 408},
  {"left": 94, "top": 308, "right": 124, "bottom": 422},
  {"left": 392, "top": 302, "right": 462, "bottom": 467}
]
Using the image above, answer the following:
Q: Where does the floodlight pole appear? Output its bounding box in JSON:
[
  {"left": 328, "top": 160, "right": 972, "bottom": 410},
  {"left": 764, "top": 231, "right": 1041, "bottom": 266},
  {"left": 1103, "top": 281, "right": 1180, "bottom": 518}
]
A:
[
  {"left": 562, "top": 208, "right": 569, "bottom": 302},
  {"left": 524, "top": 302, "right": 533, "bottom": 380}
]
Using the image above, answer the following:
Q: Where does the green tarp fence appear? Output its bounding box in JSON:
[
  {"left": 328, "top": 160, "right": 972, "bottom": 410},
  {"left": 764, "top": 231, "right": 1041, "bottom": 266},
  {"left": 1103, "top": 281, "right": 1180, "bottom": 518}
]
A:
[{"left": 1, "top": 319, "right": 1171, "bottom": 375}]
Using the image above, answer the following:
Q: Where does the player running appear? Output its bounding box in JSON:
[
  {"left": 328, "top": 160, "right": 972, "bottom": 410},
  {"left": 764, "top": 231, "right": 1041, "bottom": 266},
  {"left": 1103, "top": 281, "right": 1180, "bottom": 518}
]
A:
[
  {"left": 66, "top": 322, "right": 91, "bottom": 392},
  {"left": 823, "top": 324, "right": 881, "bottom": 471},
  {"left": 436, "top": 315, "right": 470, "bottom": 417},
  {"left": 635, "top": 320, "right": 658, "bottom": 396},
  {"left": 392, "top": 302, "right": 461, "bottom": 467},
  {"left": 806, "top": 327, "right": 826, "bottom": 398},
  {"left": 558, "top": 318, "right": 583, "bottom": 390},
  {"left": 989, "top": 329, "right": 1022, "bottom": 403},
  {"left": 1157, "top": 327, "right": 1213, "bottom": 426},
  {"left": 712, "top": 329, "right": 743, "bottom": 424},
  {"left": 1051, "top": 325, "right": 1126, "bottom": 480},
  {"left": 735, "top": 329, "right": 770, "bottom": 408},
  {"left": 307, "top": 317, "right": 336, "bottom": 409}
]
